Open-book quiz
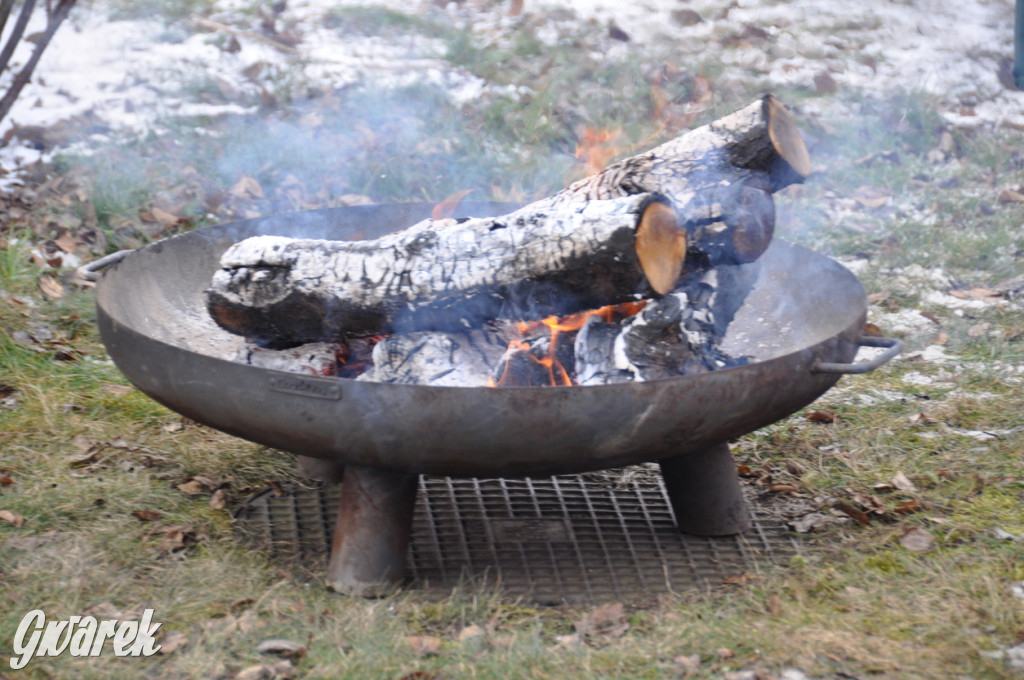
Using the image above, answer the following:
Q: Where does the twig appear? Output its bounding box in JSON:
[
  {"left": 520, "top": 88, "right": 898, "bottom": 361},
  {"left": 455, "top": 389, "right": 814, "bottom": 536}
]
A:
[
  {"left": 0, "top": 0, "right": 76, "bottom": 126},
  {"left": 0, "top": 0, "right": 37, "bottom": 75}
]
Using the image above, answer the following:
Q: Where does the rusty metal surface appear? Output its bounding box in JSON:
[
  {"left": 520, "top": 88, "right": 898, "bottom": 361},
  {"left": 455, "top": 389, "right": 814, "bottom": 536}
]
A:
[
  {"left": 94, "top": 202, "right": 870, "bottom": 478},
  {"left": 234, "top": 471, "right": 801, "bottom": 605}
]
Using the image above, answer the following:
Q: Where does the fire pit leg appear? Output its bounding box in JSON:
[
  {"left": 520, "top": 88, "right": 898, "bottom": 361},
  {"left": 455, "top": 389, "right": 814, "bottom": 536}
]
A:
[
  {"left": 326, "top": 465, "right": 418, "bottom": 597},
  {"left": 659, "top": 443, "right": 752, "bottom": 536}
]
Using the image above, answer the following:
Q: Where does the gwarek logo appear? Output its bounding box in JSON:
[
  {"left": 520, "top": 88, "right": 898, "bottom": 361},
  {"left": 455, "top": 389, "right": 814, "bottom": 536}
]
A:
[{"left": 9, "top": 609, "right": 162, "bottom": 669}]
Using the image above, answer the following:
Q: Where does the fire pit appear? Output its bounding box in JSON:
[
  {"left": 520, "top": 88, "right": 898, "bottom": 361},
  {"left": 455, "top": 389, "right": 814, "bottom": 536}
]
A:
[{"left": 94, "top": 201, "right": 900, "bottom": 596}]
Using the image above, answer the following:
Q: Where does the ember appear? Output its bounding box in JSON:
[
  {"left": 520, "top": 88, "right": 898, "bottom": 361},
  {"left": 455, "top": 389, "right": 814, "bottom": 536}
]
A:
[{"left": 489, "top": 301, "right": 648, "bottom": 387}]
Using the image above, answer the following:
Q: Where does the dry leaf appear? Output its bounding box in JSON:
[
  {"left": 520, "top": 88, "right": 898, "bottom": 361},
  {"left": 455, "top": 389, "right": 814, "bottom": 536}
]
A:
[
  {"left": 39, "top": 274, "right": 64, "bottom": 299},
  {"left": 158, "top": 630, "right": 188, "bottom": 654},
  {"left": 256, "top": 639, "right": 307, "bottom": 659},
  {"left": 0, "top": 509, "right": 26, "bottom": 527},
  {"left": 177, "top": 480, "right": 205, "bottom": 495},
  {"left": 575, "top": 602, "right": 629, "bottom": 638},
  {"left": 230, "top": 175, "right": 264, "bottom": 199},
  {"left": 71, "top": 434, "right": 95, "bottom": 451},
  {"left": 234, "top": 664, "right": 274, "bottom": 680},
  {"left": 722, "top": 572, "right": 751, "bottom": 585},
  {"left": 674, "top": 653, "right": 701, "bottom": 673},
  {"left": 785, "top": 460, "right": 807, "bottom": 476},
  {"left": 968, "top": 322, "right": 992, "bottom": 337},
  {"left": 554, "top": 633, "right": 582, "bottom": 648},
  {"left": 209, "top": 488, "right": 231, "bottom": 510},
  {"left": 149, "top": 207, "right": 181, "bottom": 227},
  {"left": 66, "top": 449, "right": 100, "bottom": 466},
  {"left": 899, "top": 527, "right": 935, "bottom": 552},
  {"left": 834, "top": 501, "right": 871, "bottom": 525},
  {"left": 891, "top": 471, "right": 918, "bottom": 492},
  {"left": 949, "top": 287, "right": 1001, "bottom": 300},
  {"left": 406, "top": 635, "right": 442, "bottom": 657},
  {"left": 909, "top": 412, "right": 938, "bottom": 425},
  {"left": 508, "top": 0, "right": 524, "bottom": 16},
  {"left": 997, "top": 188, "right": 1024, "bottom": 203},
  {"left": 0, "top": 475, "right": 13, "bottom": 487},
  {"left": 132, "top": 509, "right": 163, "bottom": 522},
  {"left": 866, "top": 291, "right": 891, "bottom": 304},
  {"left": 806, "top": 408, "right": 838, "bottom": 423},
  {"left": 935, "top": 331, "right": 949, "bottom": 345},
  {"left": 457, "top": 624, "right": 485, "bottom": 642}
]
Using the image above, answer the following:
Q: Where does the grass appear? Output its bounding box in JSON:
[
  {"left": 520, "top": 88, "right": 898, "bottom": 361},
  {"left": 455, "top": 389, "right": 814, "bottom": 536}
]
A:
[{"left": 2, "top": 0, "right": 1024, "bottom": 678}]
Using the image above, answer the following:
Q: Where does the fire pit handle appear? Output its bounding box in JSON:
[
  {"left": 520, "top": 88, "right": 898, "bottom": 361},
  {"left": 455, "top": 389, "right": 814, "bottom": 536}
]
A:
[
  {"left": 812, "top": 336, "right": 903, "bottom": 375},
  {"left": 75, "top": 249, "right": 134, "bottom": 282}
]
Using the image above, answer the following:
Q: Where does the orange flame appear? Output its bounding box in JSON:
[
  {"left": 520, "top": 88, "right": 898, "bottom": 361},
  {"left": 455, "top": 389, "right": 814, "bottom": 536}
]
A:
[
  {"left": 489, "top": 301, "right": 647, "bottom": 388},
  {"left": 574, "top": 128, "right": 622, "bottom": 176},
  {"left": 431, "top": 189, "right": 475, "bottom": 221}
]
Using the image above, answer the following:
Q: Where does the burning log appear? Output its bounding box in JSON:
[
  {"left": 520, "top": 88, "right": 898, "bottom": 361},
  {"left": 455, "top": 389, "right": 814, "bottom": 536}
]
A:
[
  {"left": 573, "top": 269, "right": 749, "bottom": 385},
  {"left": 552, "top": 95, "right": 808, "bottom": 268},
  {"left": 207, "top": 95, "right": 808, "bottom": 349},
  {"left": 207, "top": 192, "right": 682, "bottom": 346},
  {"left": 355, "top": 328, "right": 510, "bottom": 387}
]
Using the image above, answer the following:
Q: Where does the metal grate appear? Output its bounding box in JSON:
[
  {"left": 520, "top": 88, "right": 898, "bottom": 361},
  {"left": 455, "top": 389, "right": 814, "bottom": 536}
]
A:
[{"left": 234, "top": 470, "right": 801, "bottom": 605}]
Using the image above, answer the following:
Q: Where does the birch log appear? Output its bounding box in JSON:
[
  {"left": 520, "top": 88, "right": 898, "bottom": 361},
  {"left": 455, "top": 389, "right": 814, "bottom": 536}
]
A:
[
  {"left": 207, "top": 95, "right": 807, "bottom": 346},
  {"left": 208, "top": 193, "right": 675, "bottom": 345},
  {"left": 552, "top": 94, "right": 808, "bottom": 267}
]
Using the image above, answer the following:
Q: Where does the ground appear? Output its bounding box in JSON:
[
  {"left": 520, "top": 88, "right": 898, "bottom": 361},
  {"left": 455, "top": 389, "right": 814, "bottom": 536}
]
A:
[{"left": 1, "top": 0, "right": 1023, "bottom": 678}]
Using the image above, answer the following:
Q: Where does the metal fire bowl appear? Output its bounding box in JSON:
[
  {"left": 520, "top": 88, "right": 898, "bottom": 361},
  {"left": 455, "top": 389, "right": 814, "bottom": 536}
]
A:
[{"left": 95, "top": 202, "right": 887, "bottom": 478}]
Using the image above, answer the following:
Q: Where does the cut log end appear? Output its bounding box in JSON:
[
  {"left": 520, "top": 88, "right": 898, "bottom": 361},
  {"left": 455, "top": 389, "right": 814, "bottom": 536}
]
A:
[
  {"left": 765, "top": 95, "right": 812, "bottom": 178},
  {"left": 635, "top": 200, "right": 687, "bottom": 295}
]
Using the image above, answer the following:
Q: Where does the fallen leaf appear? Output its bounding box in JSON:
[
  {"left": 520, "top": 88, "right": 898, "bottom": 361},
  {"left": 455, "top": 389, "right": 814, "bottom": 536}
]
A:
[
  {"left": 806, "top": 408, "right": 838, "bottom": 423},
  {"left": 785, "top": 460, "right": 807, "bottom": 476},
  {"left": 132, "top": 509, "right": 163, "bottom": 522},
  {"left": 177, "top": 480, "right": 205, "bottom": 495},
  {"left": 574, "top": 602, "right": 629, "bottom": 639},
  {"left": 209, "top": 488, "right": 231, "bottom": 510},
  {"left": 997, "top": 188, "right": 1024, "bottom": 203},
  {"left": 949, "top": 287, "right": 1002, "bottom": 300},
  {"left": 834, "top": 501, "right": 871, "bottom": 525},
  {"left": 0, "top": 509, "right": 26, "bottom": 527},
  {"left": 457, "top": 624, "right": 486, "bottom": 642},
  {"left": 38, "top": 274, "right": 64, "bottom": 299},
  {"left": 674, "top": 653, "right": 701, "bottom": 673},
  {"left": 158, "top": 630, "right": 188, "bottom": 654},
  {"left": 717, "top": 647, "right": 735, "bottom": 659},
  {"left": 909, "top": 412, "right": 938, "bottom": 425},
  {"left": 234, "top": 664, "right": 274, "bottom": 680},
  {"left": 406, "top": 635, "right": 442, "bottom": 657},
  {"left": 554, "top": 633, "right": 582, "bottom": 648},
  {"left": 0, "top": 475, "right": 13, "bottom": 487},
  {"left": 722, "top": 572, "right": 751, "bottom": 585},
  {"left": 850, "top": 185, "right": 891, "bottom": 209},
  {"left": 230, "top": 174, "right": 264, "bottom": 200},
  {"left": 899, "top": 527, "right": 935, "bottom": 552},
  {"left": 968, "top": 322, "right": 992, "bottom": 337},
  {"left": 256, "top": 638, "right": 307, "bottom": 660},
  {"left": 66, "top": 449, "right": 100, "bottom": 466},
  {"left": 935, "top": 331, "right": 949, "bottom": 345},
  {"left": 891, "top": 471, "right": 918, "bottom": 492},
  {"left": 894, "top": 499, "right": 921, "bottom": 515},
  {"left": 863, "top": 322, "right": 884, "bottom": 336},
  {"left": 149, "top": 207, "right": 181, "bottom": 227}
]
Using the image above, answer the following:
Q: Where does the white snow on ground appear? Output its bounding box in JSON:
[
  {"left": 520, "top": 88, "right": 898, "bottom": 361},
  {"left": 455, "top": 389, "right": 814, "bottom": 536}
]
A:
[{"left": 1, "top": 0, "right": 1023, "bottom": 180}]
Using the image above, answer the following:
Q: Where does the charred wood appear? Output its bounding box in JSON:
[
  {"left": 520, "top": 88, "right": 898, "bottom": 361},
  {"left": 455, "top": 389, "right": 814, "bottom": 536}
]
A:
[{"left": 207, "top": 192, "right": 675, "bottom": 345}]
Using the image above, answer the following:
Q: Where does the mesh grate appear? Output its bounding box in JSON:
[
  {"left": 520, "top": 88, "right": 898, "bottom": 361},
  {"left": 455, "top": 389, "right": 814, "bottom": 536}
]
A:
[{"left": 234, "top": 470, "right": 801, "bottom": 605}]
